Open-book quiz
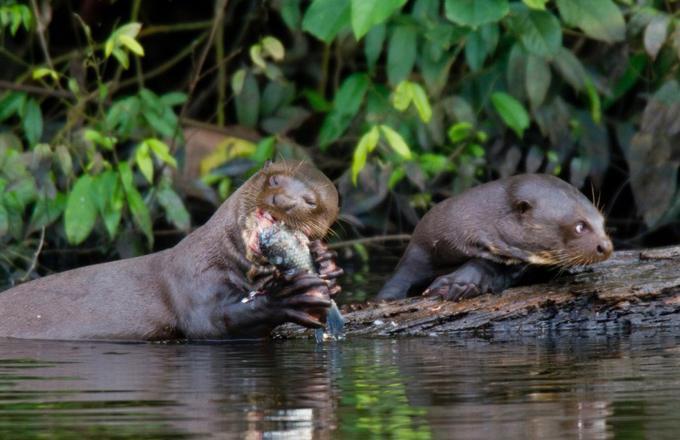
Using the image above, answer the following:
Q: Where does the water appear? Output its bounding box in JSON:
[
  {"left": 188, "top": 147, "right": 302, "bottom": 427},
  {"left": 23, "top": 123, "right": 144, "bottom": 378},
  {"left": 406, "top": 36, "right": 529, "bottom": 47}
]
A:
[{"left": 2, "top": 333, "right": 680, "bottom": 439}]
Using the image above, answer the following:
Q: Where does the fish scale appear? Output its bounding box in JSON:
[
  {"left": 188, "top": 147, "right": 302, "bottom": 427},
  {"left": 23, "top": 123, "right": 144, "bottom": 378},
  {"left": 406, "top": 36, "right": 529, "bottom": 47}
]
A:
[{"left": 258, "top": 223, "right": 345, "bottom": 342}]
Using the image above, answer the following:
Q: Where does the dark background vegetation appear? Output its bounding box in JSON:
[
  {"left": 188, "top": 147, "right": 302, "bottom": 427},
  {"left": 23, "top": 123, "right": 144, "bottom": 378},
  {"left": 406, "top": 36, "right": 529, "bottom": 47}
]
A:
[{"left": 1, "top": 0, "right": 679, "bottom": 295}]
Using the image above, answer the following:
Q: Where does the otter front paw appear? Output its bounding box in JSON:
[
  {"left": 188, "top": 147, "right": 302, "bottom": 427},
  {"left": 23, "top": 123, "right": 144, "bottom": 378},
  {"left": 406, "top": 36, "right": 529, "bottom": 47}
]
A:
[
  {"left": 273, "top": 272, "right": 332, "bottom": 328},
  {"left": 310, "top": 240, "right": 343, "bottom": 297},
  {"left": 423, "top": 260, "right": 496, "bottom": 301}
]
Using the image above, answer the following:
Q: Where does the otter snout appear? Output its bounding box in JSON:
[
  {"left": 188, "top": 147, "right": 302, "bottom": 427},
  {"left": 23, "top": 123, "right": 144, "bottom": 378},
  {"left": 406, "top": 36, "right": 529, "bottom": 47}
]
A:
[
  {"left": 595, "top": 237, "right": 613, "bottom": 260},
  {"left": 269, "top": 190, "right": 317, "bottom": 213}
]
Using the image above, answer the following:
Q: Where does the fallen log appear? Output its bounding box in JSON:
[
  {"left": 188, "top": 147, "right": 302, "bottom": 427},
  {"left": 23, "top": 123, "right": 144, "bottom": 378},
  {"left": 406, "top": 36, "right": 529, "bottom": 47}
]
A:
[{"left": 274, "top": 246, "right": 680, "bottom": 338}]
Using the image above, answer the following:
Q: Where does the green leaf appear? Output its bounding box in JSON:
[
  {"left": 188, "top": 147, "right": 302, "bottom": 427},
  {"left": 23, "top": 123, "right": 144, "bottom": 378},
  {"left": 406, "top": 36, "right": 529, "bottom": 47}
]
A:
[
  {"left": 555, "top": 0, "right": 625, "bottom": 43},
  {"left": 491, "top": 92, "right": 530, "bottom": 137},
  {"left": 448, "top": 122, "right": 474, "bottom": 143},
  {"left": 0, "top": 203, "right": 8, "bottom": 238},
  {"left": 234, "top": 72, "right": 260, "bottom": 128},
  {"left": 135, "top": 143, "right": 154, "bottom": 183},
  {"left": 54, "top": 145, "right": 73, "bottom": 176},
  {"left": 526, "top": 54, "right": 551, "bottom": 110},
  {"left": 145, "top": 138, "right": 177, "bottom": 168},
  {"left": 552, "top": 47, "right": 587, "bottom": 91},
  {"left": 387, "top": 25, "right": 417, "bottom": 85},
  {"left": 506, "top": 7, "right": 561, "bottom": 58},
  {"left": 22, "top": 98, "right": 42, "bottom": 147},
  {"left": 444, "top": 0, "right": 509, "bottom": 27},
  {"left": 28, "top": 193, "right": 65, "bottom": 234},
  {"left": 387, "top": 167, "right": 406, "bottom": 189},
  {"left": 585, "top": 79, "right": 602, "bottom": 124},
  {"left": 160, "top": 92, "right": 187, "bottom": 107},
  {"left": 350, "top": 0, "right": 406, "bottom": 40},
  {"left": 410, "top": 82, "right": 432, "bottom": 123},
  {"left": 464, "top": 23, "right": 499, "bottom": 71},
  {"left": 280, "top": 0, "right": 302, "bottom": 29},
  {"left": 262, "top": 36, "right": 285, "bottom": 61},
  {"left": 643, "top": 15, "right": 670, "bottom": 60},
  {"left": 302, "top": 0, "right": 351, "bottom": 43},
  {"left": 111, "top": 47, "right": 130, "bottom": 69},
  {"left": 318, "top": 73, "right": 370, "bottom": 148},
  {"left": 249, "top": 44, "right": 267, "bottom": 69},
  {"left": 64, "top": 175, "right": 97, "bottom": 245},
  {"left": 32, "top": 67, "right": 59, "bottom": 81},
  {"left": 523, "top": 0, "right": 547, "bottom": 9},
  {"left": 364, "top": 23, "right": 386, "bottom": 71},
  {"left": 118, "top": 34, "right": 145, "bottom": 56},
  {"left": 117, "top": 22, "right": 142, "bottom": 39},
  {"left": 231, "top": 69, "right": 247, "bottom": 95},
  {"left": 157, "top": 184, "right": 191, "bottom": 231},
  {"left": 391, "top": 81, "right": 411, "bottom": 111},
  {"left": 118, "top": 162, "right": 153, "bottom": 247},
  {"left": 0, "top": 91, "right": 26, "bottom": 121},
  {"left": 93, "top": 170, "right": 123, "bottom": 240},
  {"left": 379, "top": 125, "right": 412, "bottom": 159},
  {"left": 351, "top": 126, "right": 380, "bottom": 184}
]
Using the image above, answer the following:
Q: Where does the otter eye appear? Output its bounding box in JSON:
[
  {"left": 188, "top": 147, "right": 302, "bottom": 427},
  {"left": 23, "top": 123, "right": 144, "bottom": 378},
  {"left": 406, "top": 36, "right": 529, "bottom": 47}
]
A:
[
  {"left": 269, "top": 175, "right": 279, "bottom": 187},
  {"left": 303, "top": 194, "right": 317, "bottom": 208},
  {"left": 575, "top": 221, "right": 587, "bottom": 234}
]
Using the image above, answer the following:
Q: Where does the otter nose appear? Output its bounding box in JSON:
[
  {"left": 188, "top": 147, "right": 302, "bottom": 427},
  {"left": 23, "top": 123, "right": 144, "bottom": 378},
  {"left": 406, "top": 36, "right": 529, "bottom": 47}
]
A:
[
  {"left": 271, "top": 193, "right": 297, "bottom": 211},
  {"left": 596, "top": 238, "right": 613, "bottom": 258}
]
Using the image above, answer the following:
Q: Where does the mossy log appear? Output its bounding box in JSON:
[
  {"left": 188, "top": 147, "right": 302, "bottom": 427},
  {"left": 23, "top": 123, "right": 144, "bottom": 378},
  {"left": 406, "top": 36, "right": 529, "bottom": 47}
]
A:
[{"left": 274, "top": 246, "right": 680, "bottom": 338}]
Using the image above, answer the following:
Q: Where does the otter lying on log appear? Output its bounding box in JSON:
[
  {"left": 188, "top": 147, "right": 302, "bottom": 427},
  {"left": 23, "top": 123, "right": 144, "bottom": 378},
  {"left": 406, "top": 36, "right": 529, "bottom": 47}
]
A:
[
  {"left": 0, "top": 160, "right": 342, "bottom": 340},
  {"left": 377, "top": 174, "right": 613, "bottom": 301}
]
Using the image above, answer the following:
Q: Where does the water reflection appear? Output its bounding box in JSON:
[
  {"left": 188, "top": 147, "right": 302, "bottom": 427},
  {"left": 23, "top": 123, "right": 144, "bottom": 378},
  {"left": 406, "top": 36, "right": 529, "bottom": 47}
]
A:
[{"left": 1, "top": 333, "right": 680, "bottom": 438}]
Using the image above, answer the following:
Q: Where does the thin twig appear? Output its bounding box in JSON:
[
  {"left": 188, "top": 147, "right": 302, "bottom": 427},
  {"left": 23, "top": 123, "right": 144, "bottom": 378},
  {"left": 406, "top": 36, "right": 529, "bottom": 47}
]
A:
[
  {"left": 0, "top": 80, "right": 72, "bottom": 98},
  {"left": 30, "top": 0, "right": 56, "bottom": 72},
  {"left": 215, "top": 15, "right": 226, "bottom": 126},
  {"left": 328, "top": 234, "right": 412, "bottom": 249},
  {"left": 20, "top": 227, "right": 46, "bottom": 282},
  {"left": 170, "top": 0, "right": 229, "bottom": 153}
]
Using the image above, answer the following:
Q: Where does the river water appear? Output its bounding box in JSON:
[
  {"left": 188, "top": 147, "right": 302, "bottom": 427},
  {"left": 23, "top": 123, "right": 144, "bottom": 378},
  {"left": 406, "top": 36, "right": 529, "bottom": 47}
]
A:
[{"left": 1, "top": 332, "right": 680, "bottom": 439}]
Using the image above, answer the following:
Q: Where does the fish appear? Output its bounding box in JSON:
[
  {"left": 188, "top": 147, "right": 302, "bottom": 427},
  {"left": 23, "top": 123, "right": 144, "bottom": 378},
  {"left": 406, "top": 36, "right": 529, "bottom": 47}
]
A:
[{"left": 258, "top": 222, "right": 345, "bottom": 342}]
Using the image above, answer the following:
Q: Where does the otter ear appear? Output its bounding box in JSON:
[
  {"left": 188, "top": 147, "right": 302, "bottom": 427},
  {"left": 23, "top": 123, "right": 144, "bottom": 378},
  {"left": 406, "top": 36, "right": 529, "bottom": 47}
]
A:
[
  {"left": 263, "top": 159, "right": 273, "bottom": 170},
  {"left": 514, "top": 199, "right": 532, "bottom": 214}
]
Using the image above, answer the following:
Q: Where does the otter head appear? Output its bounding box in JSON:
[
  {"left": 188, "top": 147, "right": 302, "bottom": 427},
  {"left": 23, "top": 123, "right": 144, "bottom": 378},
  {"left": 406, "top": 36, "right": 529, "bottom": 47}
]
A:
[
  {"left": 243, "top": 160, "right": 339, "bottom": 260},
  {"left": 504, "top": 174, "right": 613, "bottom": 267}
]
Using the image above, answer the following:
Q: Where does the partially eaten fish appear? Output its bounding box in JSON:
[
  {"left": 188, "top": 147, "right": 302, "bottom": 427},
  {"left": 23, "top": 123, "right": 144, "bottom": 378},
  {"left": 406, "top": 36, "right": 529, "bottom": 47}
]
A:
[{"left": 257, "top": 215, "right": 345, "bottom": 342}]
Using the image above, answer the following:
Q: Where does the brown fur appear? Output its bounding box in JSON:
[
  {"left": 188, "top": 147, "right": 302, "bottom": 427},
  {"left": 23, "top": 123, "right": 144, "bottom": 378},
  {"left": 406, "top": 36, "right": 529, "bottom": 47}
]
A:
[{"left": 0, "top": 160, "right": 339, "bottom": 340}]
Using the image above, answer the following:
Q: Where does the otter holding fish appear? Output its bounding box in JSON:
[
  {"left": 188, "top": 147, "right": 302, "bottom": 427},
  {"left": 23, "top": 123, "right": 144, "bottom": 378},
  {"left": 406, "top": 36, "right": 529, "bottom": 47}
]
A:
[
  {"left": 377, "top": 174, "right": 613, "bottom": 301},
  {"left": 0, "top": 160, "right": 343, "bottom": 340}
]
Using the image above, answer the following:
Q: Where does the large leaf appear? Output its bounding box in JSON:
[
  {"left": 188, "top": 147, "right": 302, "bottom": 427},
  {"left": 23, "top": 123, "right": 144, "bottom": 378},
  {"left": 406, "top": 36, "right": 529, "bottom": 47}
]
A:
[
  {"left": 643, "top": 15, "right": 670, "bottom": 60},
  {"left": 387, "top": 25, "right": 417, "bottom": 85},
  {"left": 318, "top": 73, "right": 370, "bottom": 148},
  {"left": 464, "top": 24, "right": 499, "bottom": 71},
  {"left": 64, "top": 174, "right": 97, "bottom": 245},
  {"left": 93, "top": 171, "right": 124, "bottom": 240},
  {"left": 491, "top": 92, "right": 530, "bottom": 137},
  {"left": 506, "top": 7, "right": 561, "bottom": 58},
  {"left": 22, "top": 98, "right": 43, "bottom": 147},
  {"left": 552, "top": 47, "right": 587, "bottom": 91},
  {"left": 364, "top": 23, "right": 386, "bottom": 71},
  {"left": 555, "top": 0, "right": 625, "bottom": 43},
  {"left": 444, "top": 0, "right": 509, "bottom": 27},
  {"left": 302, "top": 0, "right": 351, "bottom": 43},
  {"left": 234, "top": 71, "right": 260, "bottom": 128},
  {"left": 526, "top": 54, "right": 551, "bottom": 110},
  {"left": 28, "top": 193, "right": 66, "bottom": 234},
  {"left": 351, "top": 0, "right": 406, "bottom": 40},
  {"left": 157, "top": 184, "right": 191, "bottom": 231}
]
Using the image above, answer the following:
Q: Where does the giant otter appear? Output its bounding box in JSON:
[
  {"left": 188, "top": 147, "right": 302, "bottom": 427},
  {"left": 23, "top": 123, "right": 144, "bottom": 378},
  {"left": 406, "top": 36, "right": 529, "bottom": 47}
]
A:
[
  {"left": 0, "top": 160, "right": 342, "bottom": 340},
  {"left": 377, "top": 174, "right": 613, "bottom": 301}
]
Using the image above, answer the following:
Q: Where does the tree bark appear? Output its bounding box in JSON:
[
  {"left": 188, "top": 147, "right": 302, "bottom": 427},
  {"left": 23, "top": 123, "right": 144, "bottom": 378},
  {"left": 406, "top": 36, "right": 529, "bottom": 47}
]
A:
[{"left": 274, "top": 246, "right": 680, "bottom": 338}]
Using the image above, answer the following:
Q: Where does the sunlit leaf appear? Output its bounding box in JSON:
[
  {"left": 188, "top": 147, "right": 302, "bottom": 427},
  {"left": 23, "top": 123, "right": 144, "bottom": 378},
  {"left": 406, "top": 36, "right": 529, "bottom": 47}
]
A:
[
  {"left": 491, "top": 92, "right": 530, "bottom": 137},
  {"left": 145, "top": 138, "right": 177, "bottom": 168},
  {"left": 410, "top": 82, "right": 432, "bottom": 123},
  {"left": 643, "top": 15, "right": 670, "bottom": 60},
  {"left": 32, "top": 67, "right": 59, "bottom": 81},
  {"left": 118, "top": 34, "right": 144, "bottom": 56},
  {"left": 135, "top": 143, "right": 154, "bottom": 183},
  {"left": 448, "top": 122, "right": 473, "bottom": 143},
  {"left": 262, "top": 36, "right": 285, "bottom": 61},
  {"left": 585, "top": 79, "right": 602, "bottom": 124},
  {"left": 380, "top": 124, "right": 412, "bottom": 159},
  {"left": 352, "top": 126, "right": 380, "bottom": 184},
  {"left": 350, "top": 0, "right": 406, "bottom": 40}
]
